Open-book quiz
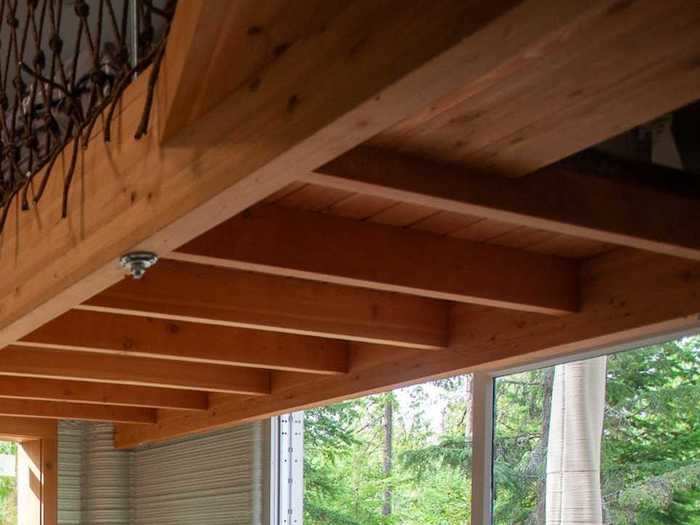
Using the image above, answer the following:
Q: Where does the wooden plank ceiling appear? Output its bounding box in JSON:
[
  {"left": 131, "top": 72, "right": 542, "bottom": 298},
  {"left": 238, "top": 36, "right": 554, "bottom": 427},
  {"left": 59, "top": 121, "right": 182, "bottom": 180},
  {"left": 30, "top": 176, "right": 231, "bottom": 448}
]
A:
[{"left": 1, "top": 0, "right": 700, "bottom": 446}]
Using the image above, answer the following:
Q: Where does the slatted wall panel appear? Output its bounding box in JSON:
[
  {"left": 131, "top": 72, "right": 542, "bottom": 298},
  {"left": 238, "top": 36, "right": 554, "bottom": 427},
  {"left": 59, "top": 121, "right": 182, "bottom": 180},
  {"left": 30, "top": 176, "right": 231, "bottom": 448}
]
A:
[
  {"left": 129, "top": 423, "right": 268, "bottom": 525},
  {"left": 58, "top": 422, "right": 83, "bottom": 525},
  {"left": 58, "top": 421, "right": 269, "bottom": 524},
  {"left": 82, "top": 424, "right": 131, "bottom": 524}
]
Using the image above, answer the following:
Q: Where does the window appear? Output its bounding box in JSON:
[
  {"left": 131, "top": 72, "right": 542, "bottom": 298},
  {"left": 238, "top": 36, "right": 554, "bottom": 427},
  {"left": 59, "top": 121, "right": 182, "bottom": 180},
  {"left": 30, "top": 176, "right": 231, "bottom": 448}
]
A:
[
  {"left": 303, "top": 377, "right": 474, "bottom": 525},
  {"left": 493, "top": 336, "right": 700, "bottom": 524},
  {"left": 271, "top": 334, "right": 700, "bottom": 524},
  {"left": 0, "top": 441, "right": 16, "bottom": 525}
]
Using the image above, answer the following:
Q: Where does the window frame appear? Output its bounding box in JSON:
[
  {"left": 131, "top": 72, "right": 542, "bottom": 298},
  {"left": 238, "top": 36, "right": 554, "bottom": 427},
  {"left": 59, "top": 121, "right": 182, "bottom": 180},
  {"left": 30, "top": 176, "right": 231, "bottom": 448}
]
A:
[
  {"left": 0, "top": 417, "right": 57, "bottom": 525},
  {"left": 273, "top": 324, "right": 700, "bottom": 525}
]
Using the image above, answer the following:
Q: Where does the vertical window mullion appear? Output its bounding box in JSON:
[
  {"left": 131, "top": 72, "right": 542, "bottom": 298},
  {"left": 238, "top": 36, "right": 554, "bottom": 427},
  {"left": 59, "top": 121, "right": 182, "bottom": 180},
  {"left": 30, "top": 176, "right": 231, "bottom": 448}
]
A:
[
  {"left": 272, "top": 412, "right": 305, "bottom": 525},
  {"left": 471, "top": 372, "right": 495, "bottom": 525}
]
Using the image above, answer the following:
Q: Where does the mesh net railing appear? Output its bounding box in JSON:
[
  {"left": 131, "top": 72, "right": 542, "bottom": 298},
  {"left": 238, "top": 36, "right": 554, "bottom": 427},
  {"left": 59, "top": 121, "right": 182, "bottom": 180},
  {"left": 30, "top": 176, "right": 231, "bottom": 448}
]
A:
[{"left": 0, "top": 0, "right": 176, "bottom": 231}]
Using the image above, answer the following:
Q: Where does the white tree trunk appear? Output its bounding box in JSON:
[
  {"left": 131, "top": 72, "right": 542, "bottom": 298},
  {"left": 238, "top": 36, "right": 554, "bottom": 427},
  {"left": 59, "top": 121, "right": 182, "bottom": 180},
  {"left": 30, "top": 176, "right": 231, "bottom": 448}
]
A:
[{"left": 545, "top": 357, "right": 607, "bottom": 525}]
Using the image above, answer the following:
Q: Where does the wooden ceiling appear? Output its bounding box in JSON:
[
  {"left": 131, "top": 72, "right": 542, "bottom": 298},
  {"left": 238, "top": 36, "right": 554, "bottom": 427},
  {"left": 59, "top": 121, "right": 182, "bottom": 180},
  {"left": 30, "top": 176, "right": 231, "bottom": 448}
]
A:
[{"left": 0, "top": 0, "right": 699, "bottom": 448}]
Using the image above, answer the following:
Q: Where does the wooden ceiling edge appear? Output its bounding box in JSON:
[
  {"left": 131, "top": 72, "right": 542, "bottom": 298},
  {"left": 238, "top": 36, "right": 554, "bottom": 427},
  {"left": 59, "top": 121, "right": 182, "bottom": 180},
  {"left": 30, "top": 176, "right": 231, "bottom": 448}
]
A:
[
  {"left": 0, "top": 346, "right": 274, "bottom": 395},
  {"left": 170, "top": 204, "right": 580, "bottom": 315},
  {"left": 0, "top": 417, "right": 57, "bottom": 441},
  {"left": 82, "top": 259, "right": 451, "bottom": 350},
  {"left": 0, "top": 399, "right": 157, "bottom": 425},
  {"left": 114, "top": 248, "right": 700, "bottom": 448},
  {"left": 310, "top": 146, "right": 700, "bottom": 261},
  {"left": 0, "top": 376, "right": 209, "bottom": 411},
  {"left": 20, "top": 310, "right": 352, "bottom": 376},
  {"left": 0, "top": 0, "right": 539, "bottom": 349}
]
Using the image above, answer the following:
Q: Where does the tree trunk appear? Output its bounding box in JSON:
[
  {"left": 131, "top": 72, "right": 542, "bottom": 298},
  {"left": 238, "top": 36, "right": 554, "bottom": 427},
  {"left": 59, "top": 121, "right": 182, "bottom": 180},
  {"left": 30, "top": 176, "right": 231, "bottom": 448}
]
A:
[
  {"left": 546, "top": 357, "right": 607, "bottom": 525},
  {"left": 383, "top": 394, "right": 393, "bottom": 517},
  {"left": 465, "top": 374, "right": 473, "bottom": 440},
  {"left": 534, "top": 368, "right": 555, "bottom": 525}
]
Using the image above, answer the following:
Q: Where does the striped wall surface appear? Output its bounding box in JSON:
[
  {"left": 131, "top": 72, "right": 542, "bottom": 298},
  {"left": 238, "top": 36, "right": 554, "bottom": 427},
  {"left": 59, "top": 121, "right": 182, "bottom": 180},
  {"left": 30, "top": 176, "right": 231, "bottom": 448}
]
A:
[
  {"left": 58, "top": 421, "right": 269, "bottom": 525},
  {"left": 58, "top": 422, "right": 82, "bottom": 525}
]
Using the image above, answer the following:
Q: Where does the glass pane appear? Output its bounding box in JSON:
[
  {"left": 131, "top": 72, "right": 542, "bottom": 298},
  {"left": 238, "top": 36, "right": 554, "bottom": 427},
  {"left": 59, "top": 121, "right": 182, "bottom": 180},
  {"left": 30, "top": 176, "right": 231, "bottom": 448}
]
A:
[
  {"left": 304, "top": 375, "right": 473, "bottom": 525},
  {"left": 493, "top": 336, "right": 700, "bottom": 524},
  {"left": 0, "top": 441, "right": 17, "bottom": 525}
]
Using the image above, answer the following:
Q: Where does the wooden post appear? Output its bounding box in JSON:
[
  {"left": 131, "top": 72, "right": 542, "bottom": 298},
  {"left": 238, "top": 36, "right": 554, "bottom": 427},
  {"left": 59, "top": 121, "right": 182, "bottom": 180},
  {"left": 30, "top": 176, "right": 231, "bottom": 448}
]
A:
[
  {"left": 471, "top": 373, "right": 494, "bottom": 525},
  {"left": 4, "top": 418, "right": 57, "bottom": 525}
]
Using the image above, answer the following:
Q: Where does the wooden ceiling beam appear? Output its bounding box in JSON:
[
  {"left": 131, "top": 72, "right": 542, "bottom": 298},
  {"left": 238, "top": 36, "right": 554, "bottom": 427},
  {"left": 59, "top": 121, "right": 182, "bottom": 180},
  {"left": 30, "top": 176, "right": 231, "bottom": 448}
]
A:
[
  {"left": 0, "top": 417, "right": 57, "bottom": 441},
  {"left": 171, "top": 205, "right": 578, "bottom": 315},
  {"left": 310, "top": 146, "right": 700, "bottom": 260},
  {"left": 0, "top": 399, "right": 156, "bottom": 425},
  {"left": 0, "top": 347, "right": 271, "bottom": 395},
  {"left": 0, "top": 0, "right": 538, "bottom": 348},
  {"left": 79, "top": 259, "right": 449, "bottom": 350},
  {"left": 115, "top": 249, "right": 700, "bottom": 447},
  {"left": 20, "top": 310, "right": 349, "bottom": 375},
  {"left": 0, "top": 376, "right": 207, "bottom": 411}
]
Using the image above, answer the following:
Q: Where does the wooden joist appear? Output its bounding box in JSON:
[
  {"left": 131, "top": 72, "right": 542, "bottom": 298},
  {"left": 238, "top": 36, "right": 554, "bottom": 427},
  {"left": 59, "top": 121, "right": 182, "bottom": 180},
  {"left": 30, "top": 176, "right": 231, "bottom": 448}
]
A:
[
  {"left": 0, "top": 0, "right": 529, "bottom": 347},
  {"left": 0, "top": 347, "right": 271, "bottom": 395},
  {"left": 115, "top": 249, "right": 700, "bottom": 447},
  {"left": 79, "top": 260, "right": 449, "bottom": 349},
  {"left": 0, "top": 0, "right": 698, "bottom": 438},
  {"left": 0, "top": 376, "right": 208, "bottom": 411},
  {"left": 21, "top": 310, "right": 349, "bottom": 375},
  {"left": 0, "top": 417, "right": 57, "bottom": 441},
  {"left": 172, "top": 205, "right": 579, "bottom": 315},
  {"left": 310, "top": 146, "right": 700, "bottom": 260},
  {"left": 0, "top": 399, "right": 156, "bottom": 425}
]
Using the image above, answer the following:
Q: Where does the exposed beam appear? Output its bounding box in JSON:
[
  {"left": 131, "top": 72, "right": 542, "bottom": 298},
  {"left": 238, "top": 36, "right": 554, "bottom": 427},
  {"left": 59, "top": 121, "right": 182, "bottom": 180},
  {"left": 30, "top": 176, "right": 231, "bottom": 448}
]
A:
[
  {"left": 79, "top": 260, "right": 449, "bottom": 349},
  {"left": 370, "top": 1, "right": 700, "bottom": 176},
  {"left": 0, "top": 376, "right": 207, "bottom": 411},
  {"left": 20, "top": 310, "right": 349, "bottom": 375},
  {"left": 158, "top": 2, "right": 233, "bottom": 141},
  {"left": 0, "top": 347, "right": 271, "bottom": 395},
  {"left": 172, "top": 205, "right": 578, "bottom": 315},
  {"left": 310, "top": 146, "right": 700, "bottom": 260},
  {"left": 0, "top": 0, "right": 539, "bottom": 348},
  {"left": 115, "top": 249, "right": 700, "bottom": 447},
  {"left": 0, "top": 399, "right": 156, "bottom": 425},
  {"left": 0, "top": 417, "right": 57, "bottom": 441}
]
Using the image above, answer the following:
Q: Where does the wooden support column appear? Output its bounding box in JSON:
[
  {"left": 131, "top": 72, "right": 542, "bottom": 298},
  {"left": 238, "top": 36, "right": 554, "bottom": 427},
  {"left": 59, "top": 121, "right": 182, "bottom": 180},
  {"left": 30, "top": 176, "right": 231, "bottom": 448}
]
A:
[{"left": 7, "top": 418, "right": 58, "bottom": 525}]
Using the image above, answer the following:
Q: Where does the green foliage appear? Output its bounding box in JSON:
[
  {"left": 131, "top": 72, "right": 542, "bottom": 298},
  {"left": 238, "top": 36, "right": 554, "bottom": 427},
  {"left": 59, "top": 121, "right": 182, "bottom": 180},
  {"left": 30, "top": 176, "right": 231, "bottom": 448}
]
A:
[
  {"left": 304, "top": 337, "right": 700, "bottom": 524},
  {"left": 603, "top": 338, "right": 700, "bottom": 524},
  {"left": 305, "top": 379, "right": 471, "bottom": 525},
  {"left": 0, "top": 441, "right": 16, "bottom": 525}
]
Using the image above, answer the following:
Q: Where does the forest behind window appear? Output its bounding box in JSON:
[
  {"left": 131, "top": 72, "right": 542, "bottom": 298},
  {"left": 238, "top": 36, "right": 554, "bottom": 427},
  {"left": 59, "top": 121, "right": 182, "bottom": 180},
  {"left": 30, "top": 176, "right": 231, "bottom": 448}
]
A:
[
  {"left": 304, "top": 336, "right": 700, "bottom": 524},
  {"left": 0, "top": 441, "right": 16, "bottom": 525}
]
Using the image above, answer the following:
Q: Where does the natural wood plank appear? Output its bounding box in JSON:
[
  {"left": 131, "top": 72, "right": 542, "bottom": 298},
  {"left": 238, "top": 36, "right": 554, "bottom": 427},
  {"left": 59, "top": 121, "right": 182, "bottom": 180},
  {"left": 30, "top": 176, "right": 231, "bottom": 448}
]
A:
[
  {"left": 277, "top": 185, "right": 353, "bottom": 212},
  {"left": 0, "top": 376, "right": 207, "bottom": 411},
  {"left": 327, "top": 192, "right": 396, "bottom": 220},
  {"left": 0, "top": 399, "right": 156, "bottom": 424},
  {"left": 21, "top": 310, "right": 349, "bottom": 375},
  {"left": 0, "top": 417, "right": 57, "bottom": 441},
  {"left": 371, "top": 0, "right": 700, "bottom": 176},
  {"left": 0, "top": 0, "right": 529, "bottom": 349},
  {"left": 80, "top": 259, "right": 449, "bottom": 349},
  {"left": 412, "top": 211, "right": 482, "bottom": 236},
  {"left": 0, "top": 347, "right": 270, "bottom": 395},
  {"left": 41, "top": 436, "right": 58, "bottom": 525},
  {"left": 310, "top": 146, "right": 700, "bottom": 260},
  {"left": 172, "top": 205, "right": 579, "bottom": 315},
  {"left": 114, "top": 249, "right": 700, "bottom": 447},
  {"left": 158, "top": 2, "right": 233, "bottom": 141}
]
